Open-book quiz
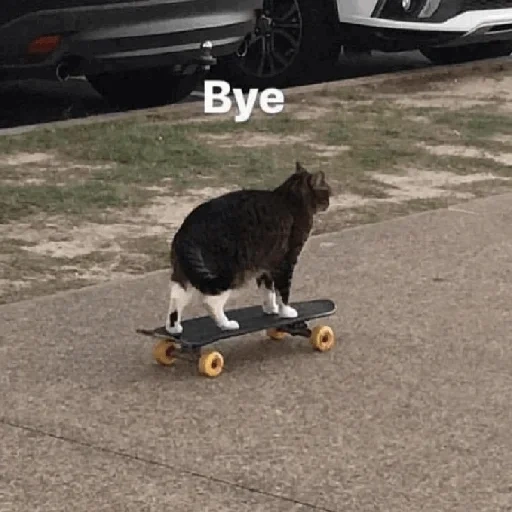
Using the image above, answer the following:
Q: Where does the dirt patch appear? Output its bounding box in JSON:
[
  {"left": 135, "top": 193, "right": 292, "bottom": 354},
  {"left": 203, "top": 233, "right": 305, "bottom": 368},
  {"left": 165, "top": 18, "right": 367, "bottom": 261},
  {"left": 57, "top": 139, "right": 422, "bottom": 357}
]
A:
[
  {"left": 330, "top": 193, "right": 371, "bottom": 209},
  {"left": 407, "top": 115, "right": 431, "bottom": 124},
  {"left": 374, "top": 75, "right": 512, "bottom": 112},
  {"left": 0, "top": 278, "right": 31, "bottom": 290},
  {"left": 19, "top": 223, "right": 164, "bottom": 259},
  {"left": 138, "top": 187, "right": 235, "bottom": 228},
  {"left": 395, "top": 96, "right": 492, "bottom": 109},
  {"left": 1, "top": 152, "right": 53, "bottom": 166},
  {"left": 420, "top": 144, "right": 512, "bottom": 166},
  {"left": 197, "top": 132, "right": 310, "bottom": 148},
  {"left": 292, "top": 106, "right": 332, "bottom": 120},
  {"left": 0, "top": 151, "right": 113, "bottom": 186},
  {"left": 491, "top": 134, "right": 512, "bottom": 145},
  {"left": 1, "top": 177, "right": 47, "bottom": 186},
  {"left": 444, "top": 76, "right": 512, "bottom": 99},
  {"left": 284, "top": 97, "right": 374, "bottom": 120},
  {"left": 328, "top": 169, "right": 509, "bottom": 209},
  {"left": 307, "top": 143, "right": 350, "bottom": 157},
  {"left": 0, "top": 186, "right": 240, "bottom": 301},
  {"left": 2, "top": 186, "right": 235, "bottom": 259},
  {"left": 196, "top": 126, "right": 350, "bottom": 155},
  {"left": 372, "top": 169, "right": 509, "bottom": 200},
  {"left": 391, "top": 75, "right": 512, "bottom": 113}
]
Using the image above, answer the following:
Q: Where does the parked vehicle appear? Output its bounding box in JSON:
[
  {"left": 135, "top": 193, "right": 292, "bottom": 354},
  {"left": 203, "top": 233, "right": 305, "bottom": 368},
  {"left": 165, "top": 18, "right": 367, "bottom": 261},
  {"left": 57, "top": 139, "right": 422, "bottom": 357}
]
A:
[
  {"left": 215, "top": 0, "right": 512, "bottom": 90},
  {"left": 0, "top": 0, "right": 261, "bottom": 107}
]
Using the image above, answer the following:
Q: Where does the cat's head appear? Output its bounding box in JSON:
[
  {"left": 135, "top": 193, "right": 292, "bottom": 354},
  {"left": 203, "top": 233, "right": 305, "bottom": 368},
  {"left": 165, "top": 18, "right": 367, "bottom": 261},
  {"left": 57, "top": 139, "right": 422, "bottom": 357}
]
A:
[{"left": 277, "top": 162, "right": 331, "bottom": 213}]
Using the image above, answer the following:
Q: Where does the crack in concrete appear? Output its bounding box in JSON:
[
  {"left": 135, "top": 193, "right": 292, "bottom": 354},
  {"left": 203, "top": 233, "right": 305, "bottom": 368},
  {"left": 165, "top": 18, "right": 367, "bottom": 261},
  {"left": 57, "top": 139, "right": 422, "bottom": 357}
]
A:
[{"left": 1, "top": 418, "right": 337, "bottom": 512}]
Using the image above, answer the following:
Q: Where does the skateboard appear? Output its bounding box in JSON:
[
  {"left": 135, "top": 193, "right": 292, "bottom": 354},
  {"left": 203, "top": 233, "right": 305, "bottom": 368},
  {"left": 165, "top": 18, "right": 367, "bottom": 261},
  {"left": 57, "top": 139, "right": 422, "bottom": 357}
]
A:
[{"left": 136, "top": 298, "right": 336, "bottom": 378}]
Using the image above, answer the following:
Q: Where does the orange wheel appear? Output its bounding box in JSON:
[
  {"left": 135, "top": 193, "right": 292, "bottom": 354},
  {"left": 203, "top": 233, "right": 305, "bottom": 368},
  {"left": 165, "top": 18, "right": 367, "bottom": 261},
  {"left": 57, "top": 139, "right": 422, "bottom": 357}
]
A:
[
  {"left": 267, "top": 328, "right": 287, "bottom": 341},
  {"left": 310, "top": 325, "right": 335, "bottom": 352},
  {"left": 152, "top": 340, "right": 178, "bottom": 366},
  {"left": 198, "top": 351, "right": 224, "bottom": 378}
]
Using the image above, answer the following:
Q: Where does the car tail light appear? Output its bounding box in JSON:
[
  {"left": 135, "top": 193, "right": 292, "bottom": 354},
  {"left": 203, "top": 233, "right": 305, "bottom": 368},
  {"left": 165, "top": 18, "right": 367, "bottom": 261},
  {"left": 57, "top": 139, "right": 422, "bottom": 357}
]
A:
[{"left": 27, "top": 35, "right": 62, "bottom": 55}]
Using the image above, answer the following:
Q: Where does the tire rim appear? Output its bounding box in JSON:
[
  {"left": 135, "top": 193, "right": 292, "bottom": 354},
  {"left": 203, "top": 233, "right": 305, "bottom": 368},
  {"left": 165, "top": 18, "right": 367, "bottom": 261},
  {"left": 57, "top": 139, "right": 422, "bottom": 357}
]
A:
[{"left": 235, "top": 0, "right": 303, "bottom": 79}]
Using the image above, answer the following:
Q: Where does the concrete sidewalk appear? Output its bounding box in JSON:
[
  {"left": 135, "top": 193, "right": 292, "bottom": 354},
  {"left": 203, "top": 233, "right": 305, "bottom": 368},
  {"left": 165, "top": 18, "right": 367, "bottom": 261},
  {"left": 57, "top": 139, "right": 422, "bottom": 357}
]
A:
[{"left": 2, "top": 195, "right": 512, "bottom": 512}]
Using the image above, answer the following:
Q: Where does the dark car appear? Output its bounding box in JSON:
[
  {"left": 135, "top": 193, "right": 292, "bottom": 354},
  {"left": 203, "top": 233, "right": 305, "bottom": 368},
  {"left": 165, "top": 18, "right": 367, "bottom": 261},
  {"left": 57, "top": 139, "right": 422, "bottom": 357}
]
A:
[{"left": 0, "top": 0, "right": 260, "bottom": 107}]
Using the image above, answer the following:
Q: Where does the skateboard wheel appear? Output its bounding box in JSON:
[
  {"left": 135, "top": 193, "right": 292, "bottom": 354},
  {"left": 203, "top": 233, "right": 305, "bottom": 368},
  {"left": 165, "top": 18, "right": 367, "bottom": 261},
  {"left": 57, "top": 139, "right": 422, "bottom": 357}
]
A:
[
  {"left": 310, "top": 325, "right": 335, "bottom": 352},
  {"left": 267, "top": 328, "right": 287, "bottom": 341},
  {"left": 198, "top": 351, "right": 224, "bottom": 378},
  {"left": 152, "top": 340, "right": 178, "bottom": 366}
]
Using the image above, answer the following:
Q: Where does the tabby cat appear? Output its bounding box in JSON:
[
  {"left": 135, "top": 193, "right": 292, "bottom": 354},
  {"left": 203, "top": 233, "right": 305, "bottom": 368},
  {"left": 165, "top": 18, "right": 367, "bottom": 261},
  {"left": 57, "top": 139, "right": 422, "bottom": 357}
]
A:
[{"left": 165, "top": 161, "right": 331, "bottom": 334}]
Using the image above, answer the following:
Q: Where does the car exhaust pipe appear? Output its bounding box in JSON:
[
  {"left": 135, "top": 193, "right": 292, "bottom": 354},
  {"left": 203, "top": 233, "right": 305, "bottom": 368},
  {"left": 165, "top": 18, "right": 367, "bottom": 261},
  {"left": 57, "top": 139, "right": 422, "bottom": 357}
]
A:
[{"left": 56, "top": 61, "right": 70, "bottom": 82}]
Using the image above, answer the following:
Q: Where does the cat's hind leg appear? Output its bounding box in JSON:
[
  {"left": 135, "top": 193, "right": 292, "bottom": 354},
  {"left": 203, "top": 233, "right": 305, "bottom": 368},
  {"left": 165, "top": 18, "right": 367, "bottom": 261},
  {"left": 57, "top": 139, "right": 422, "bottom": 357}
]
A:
[
  {"left": 165, "top": 280, "right": 194, "bottom": 334},
  {"left": 272, "top": 261, "right": 298, "bottom": 319},
  {"left": 256, "top": 273, "right": 278, "bottom": 315},
  {"left": 202, "top": 290, "right": 239, "bottom": 330}
]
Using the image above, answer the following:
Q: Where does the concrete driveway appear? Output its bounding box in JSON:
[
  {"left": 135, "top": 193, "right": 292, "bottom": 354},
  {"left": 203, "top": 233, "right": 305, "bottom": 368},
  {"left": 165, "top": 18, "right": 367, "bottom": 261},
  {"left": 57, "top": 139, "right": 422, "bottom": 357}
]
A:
[{"left": 1, "top": 194, "right": 511, "bottom": 511}]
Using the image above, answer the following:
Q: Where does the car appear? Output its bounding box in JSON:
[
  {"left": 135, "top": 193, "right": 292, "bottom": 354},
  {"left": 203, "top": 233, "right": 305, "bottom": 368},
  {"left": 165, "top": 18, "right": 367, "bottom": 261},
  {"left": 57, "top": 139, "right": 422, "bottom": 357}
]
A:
[
  {"left": 214, "top": 0, "right": 512, "bottom": 90},
  {"left": 0, "top": 0, "right": 261, "bottom": 108}
]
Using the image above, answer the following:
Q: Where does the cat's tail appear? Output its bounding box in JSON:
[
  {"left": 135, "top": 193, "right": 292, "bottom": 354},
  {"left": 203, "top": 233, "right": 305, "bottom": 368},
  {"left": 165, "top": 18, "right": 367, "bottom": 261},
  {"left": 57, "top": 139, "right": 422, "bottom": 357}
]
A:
[{"left": 174, "top": 243, "right": 231, "bottom": 295}]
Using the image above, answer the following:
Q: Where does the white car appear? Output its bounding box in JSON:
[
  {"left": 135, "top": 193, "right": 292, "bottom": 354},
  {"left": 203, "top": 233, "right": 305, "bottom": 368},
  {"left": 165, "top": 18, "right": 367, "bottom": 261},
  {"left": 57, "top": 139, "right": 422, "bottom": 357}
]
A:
[{"left": 216, "top": 0, "right": 512, "bottom": 89}]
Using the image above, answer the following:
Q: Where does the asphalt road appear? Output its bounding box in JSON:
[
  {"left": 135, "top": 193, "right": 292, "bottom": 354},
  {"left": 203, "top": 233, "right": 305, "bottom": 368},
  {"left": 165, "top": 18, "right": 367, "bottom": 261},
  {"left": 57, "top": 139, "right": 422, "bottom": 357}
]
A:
[{"left": 0, "top": 51, "right": 431, "bottom": 130}]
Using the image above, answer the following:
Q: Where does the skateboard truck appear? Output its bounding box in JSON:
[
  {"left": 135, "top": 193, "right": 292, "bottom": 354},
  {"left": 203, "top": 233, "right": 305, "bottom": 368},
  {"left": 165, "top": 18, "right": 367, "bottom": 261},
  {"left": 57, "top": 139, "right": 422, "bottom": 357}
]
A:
[{"left": 273, "top": 320, "right": 311, "bottom": 337}]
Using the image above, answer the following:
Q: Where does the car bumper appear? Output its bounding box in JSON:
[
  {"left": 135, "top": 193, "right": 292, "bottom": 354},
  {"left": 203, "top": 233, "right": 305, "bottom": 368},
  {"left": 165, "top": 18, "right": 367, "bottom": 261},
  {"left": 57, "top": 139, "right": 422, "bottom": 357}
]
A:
[
  {"left": 0, "top": 0, "right": 260, "bottom": 80},
  {"left": 344, "top": 8, "right": 512, "bottom": 49}
]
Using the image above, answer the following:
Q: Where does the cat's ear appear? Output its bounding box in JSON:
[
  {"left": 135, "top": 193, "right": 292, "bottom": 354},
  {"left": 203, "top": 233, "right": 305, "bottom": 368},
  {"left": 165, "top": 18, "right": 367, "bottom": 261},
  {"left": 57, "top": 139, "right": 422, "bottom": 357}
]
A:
[
  {"left": 309, "top": 170, "right": 327, "bottom": 190},
  {"left": 295, "top": 161, "right": 306, "bottom": 173}
]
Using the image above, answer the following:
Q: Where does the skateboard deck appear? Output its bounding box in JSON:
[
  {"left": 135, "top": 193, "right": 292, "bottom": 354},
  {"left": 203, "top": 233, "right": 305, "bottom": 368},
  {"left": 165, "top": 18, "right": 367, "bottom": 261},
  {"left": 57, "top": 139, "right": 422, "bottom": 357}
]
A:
[{"left": 137, "top": 298, "right": 336, "bottom": 349}]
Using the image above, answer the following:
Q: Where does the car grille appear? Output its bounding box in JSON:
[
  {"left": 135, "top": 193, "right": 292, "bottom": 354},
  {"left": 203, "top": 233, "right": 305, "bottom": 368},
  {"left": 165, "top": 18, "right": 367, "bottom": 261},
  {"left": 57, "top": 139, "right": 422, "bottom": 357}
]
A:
[{"left": 460, "top": 0, "right": 512, "bottom": 11}]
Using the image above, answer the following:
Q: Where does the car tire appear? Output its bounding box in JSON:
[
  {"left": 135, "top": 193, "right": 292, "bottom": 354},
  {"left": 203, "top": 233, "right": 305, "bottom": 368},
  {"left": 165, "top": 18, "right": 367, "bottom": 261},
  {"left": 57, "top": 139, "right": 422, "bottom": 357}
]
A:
[
  {"left": 212, "top": 0, "right": 341, "bottom": 90},
  {"left": 87, "top": 67, "right": 203, "bottom": 109},
  {"left": 420, "top": 41, "right": 512, "bottom": 65}
]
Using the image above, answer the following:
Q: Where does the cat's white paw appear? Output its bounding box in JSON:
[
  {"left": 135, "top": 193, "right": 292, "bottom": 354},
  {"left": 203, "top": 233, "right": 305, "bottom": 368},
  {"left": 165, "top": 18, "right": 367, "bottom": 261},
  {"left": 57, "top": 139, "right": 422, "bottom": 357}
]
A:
[
  {"left": 166, "top": 321, "right": 183, "bottom": 335},
  {"left": 219, "top": 319, "right": 240, "bottom": 330},
  {"left": 279, "top": 305, "right": 298, "bottom": 318},
  {"left": 262, "top": 302, "right": 279, "bottom": 315}
]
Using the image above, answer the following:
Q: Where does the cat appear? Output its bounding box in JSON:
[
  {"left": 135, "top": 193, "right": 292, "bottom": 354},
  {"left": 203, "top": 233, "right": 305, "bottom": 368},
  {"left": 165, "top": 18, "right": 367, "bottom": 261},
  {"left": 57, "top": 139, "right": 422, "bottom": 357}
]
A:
[{"left": 164, "top": 161, "right": 331, "bottom": 335}]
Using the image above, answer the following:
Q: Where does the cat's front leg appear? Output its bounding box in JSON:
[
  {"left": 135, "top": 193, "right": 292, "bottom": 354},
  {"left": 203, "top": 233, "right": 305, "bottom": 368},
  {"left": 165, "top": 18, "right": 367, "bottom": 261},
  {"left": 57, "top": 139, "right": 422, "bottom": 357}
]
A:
[
  {"left": 277, "top": 298, "right": 298, "bottom": 319},
  {"left": 203, "top": 290, "right": 240, "bottom": 330}
]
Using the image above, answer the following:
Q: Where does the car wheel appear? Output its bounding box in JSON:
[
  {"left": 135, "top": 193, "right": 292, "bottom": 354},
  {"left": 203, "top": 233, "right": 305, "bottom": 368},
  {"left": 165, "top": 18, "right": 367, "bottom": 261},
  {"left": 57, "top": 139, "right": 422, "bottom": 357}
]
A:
[
  {"left": 420, "top": 41, "right": 512, "bottom": 65},
  {"left": 87, "top": 67, "right": 203, "bottom": 109},
  {"left": 212, "top": 0, "right": 341, "bottom": 90}
]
